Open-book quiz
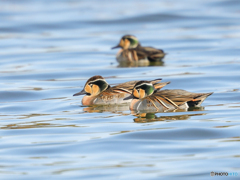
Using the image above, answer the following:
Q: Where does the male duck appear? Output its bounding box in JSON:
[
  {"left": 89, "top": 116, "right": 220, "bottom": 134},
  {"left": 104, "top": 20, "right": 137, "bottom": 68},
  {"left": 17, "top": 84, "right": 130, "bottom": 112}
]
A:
[
  {"left": 112, "top": 35, "right": 165, "bottom": 63},
  {"left": 73, "top": 75, "right": 170, "bottom": 106},
  {"left": 125, "top": 80, "right": 213, "bottom": 112}
]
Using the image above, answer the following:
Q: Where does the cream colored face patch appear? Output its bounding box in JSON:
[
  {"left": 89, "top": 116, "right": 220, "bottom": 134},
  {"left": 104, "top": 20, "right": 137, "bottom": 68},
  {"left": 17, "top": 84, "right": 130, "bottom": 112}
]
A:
[
  {"left": 133, "top": 89, "right": 140, "bottom": 99},
  {"left": 85, "top": 84, "right": 92, "bottom": 94},
  {"left": 123, "top": 39, "right": 130, "bottom": 49},
  {"left": 139, "top": 88, "right": 145, "bottom": 99},
  {"left": 119, "top": 39, "right": 124, "bottom": 48},
  {"left": 91, "top": 84, "right": 100, "bottom": 96}
]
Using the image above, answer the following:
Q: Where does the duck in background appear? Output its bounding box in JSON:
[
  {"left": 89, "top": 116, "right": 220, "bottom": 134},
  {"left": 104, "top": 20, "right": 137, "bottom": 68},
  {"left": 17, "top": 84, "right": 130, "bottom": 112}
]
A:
[
  {"left": 112, "top": 35, "right": 165, "bottom": 63},
  {"left": 124, "top": 80, "right": 213, "bottom": 112},
  {"left": 73, "top": 75, "right": 170, "bottom": 106}
]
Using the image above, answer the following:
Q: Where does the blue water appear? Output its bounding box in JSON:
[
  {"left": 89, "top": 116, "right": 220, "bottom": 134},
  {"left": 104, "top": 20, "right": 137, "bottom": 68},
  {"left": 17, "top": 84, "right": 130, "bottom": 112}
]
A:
[{"left": 1, "top": 0, "right": 240, "bottom": 179}]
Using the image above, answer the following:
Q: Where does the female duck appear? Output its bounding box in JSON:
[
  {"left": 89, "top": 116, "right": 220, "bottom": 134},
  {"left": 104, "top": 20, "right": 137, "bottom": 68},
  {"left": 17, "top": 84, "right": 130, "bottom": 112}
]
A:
[
  {"left": 112, "top": 35, "right": 165, "bottom": 63},
  {"left": 73, "top": 75, "right": 169, "bottom": 106},
  {"left": 125, "top": 81, "right": 213, "bottom": 112}
]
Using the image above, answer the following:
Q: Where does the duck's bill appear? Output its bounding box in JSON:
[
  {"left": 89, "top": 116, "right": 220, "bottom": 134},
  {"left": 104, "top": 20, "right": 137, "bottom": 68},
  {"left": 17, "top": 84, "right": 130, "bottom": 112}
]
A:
[
  {"left": 111, "top": 45, "right": 121, "bottom": 49},
  {"left": 73, "top": 89, "right": 86, "bottom": 96},
  {"left": 123, "top": 94, "right": 134, "bottom": 100}
]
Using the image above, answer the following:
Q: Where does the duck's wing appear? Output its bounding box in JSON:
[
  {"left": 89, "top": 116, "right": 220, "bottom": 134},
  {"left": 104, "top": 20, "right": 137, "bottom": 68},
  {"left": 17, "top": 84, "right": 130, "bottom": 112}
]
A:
[
  {"left": 153, "top": 81, "right": 170, "bottom": 90},
  {"left": 157, "top": 89, "right": 213, "bottom": 107},
  {"left": 136, "top": 46, "right": 165, "bottom": 61},
  {"left": 111, "top": 81, "right": 137, "bottom": 94}
]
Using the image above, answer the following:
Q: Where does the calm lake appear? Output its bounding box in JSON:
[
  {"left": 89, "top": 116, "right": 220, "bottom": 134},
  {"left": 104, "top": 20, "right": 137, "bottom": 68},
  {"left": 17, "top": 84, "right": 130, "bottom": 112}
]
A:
[{"left": 0, "top": 0, "right": 240, "bottom": 179}]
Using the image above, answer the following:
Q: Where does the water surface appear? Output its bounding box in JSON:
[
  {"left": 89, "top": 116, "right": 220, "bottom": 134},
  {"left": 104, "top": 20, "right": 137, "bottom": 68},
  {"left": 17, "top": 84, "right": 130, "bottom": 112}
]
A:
[{"left": 1, "top": 0, "right": 240, "bottom": 179}]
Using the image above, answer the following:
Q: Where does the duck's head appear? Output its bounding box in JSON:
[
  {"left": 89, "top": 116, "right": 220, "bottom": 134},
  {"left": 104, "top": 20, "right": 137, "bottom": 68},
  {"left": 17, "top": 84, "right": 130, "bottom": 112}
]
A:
[
  {"left": 73, "top": 75, "right": 110, "bottom": 97},
  {"left": 112, "top": 35, "right": 139, "bottom": 50},
  {"left": 124, "top": 81, "right": 155, "bottom": 100}
]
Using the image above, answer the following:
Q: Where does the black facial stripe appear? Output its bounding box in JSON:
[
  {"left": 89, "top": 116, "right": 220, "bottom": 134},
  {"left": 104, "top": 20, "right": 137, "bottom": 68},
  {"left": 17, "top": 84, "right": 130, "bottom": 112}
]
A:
[{"left": 88, "top": 79, "right": 108, "bottom": 92}]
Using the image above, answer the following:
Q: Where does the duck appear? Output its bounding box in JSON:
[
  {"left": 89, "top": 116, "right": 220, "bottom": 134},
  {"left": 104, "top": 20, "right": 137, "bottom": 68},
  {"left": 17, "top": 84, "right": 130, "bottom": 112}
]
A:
[
  {"left": 73, "top": 75, "right": 170, "bottom": 106},
  {"left": 112, "top": 35, "right": 165, "bottom": 63},
  {"left": 124, "top": 80, "right": 213, "bottom": 112}
]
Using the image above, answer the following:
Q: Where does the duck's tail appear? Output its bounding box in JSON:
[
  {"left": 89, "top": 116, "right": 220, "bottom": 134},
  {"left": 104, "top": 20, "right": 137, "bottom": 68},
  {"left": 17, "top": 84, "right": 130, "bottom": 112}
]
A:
[{"left": 187, "top": 92, "right": 213, "bottom": 107}]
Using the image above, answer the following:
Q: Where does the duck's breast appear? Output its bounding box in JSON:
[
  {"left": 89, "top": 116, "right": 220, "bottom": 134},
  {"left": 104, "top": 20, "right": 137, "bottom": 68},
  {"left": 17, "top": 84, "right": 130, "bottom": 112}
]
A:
[
  {"left": 116, "top": 49, "right": 129, "bottom": 62},
  {"left": 82, "top": 95, "right": 95, "bottom": 106}
]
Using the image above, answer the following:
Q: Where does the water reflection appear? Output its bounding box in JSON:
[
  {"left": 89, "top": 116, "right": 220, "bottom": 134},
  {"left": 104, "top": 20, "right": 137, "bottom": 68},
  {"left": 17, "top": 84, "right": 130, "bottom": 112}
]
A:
[
  {"left": 83, "top": 104, "right": 130, "bottom": 114},
  {"left": 0, "top": 122, "right": 77, "bottom": 130},
  {"left": 117, "top": 61, "right": 164, "bottom": 68},
  {"left": 83, "top": 104, "right": 207, "bottom": 123},
  {"left": 82, "top": 104, "right": 205, "bottom": 114},
  {"left": 133, "top": 109, "right": 206, "bottom": 123}
]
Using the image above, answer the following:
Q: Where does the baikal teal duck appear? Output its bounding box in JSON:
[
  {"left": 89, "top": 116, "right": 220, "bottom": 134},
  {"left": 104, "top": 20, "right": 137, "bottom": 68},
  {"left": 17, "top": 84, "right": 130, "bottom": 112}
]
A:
[
  {"left": 124, "top": 80, "right": 213, "bottom": 112},
  {"left": 73, "top": 75, "right": 170, "bottom": 106},
  {"left": 112, "top": 35, "right": 166, "bottom": 63}
]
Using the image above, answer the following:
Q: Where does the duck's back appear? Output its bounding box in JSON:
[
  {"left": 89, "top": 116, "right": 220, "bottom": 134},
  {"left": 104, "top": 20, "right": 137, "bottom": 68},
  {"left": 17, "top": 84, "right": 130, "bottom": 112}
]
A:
[
  {"left": 157, "top": 89, "right": 213, "bottom": 107},
  {"left": 136, "top": 46, "right": 165, "bottom": 62}
]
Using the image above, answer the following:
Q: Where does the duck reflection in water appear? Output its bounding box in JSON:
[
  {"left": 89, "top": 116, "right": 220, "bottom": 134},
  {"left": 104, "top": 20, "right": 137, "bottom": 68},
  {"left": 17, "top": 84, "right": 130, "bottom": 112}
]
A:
[
  {"left": 82, "top": 104, "right": 130, "bottom": 114},
  {"left": 133, "top": 107, "right": 206, "bottom": 123},
  {"left": 117, "top": 60, "right": 164, "bottom": 68},
  {"left": 82, "top": 103, "right": 206, "bottom": 123}
]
